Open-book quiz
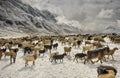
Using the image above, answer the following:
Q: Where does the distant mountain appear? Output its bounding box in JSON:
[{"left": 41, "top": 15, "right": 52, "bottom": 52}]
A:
[
  {"left": 103, "top": 26, "right": 120, "bottom": 33},
  {"left": 0, "top": 0, "right": 81, "bottom": 37},
  {"left": 22, "top": 0, "right": 120, "bottom": 34}
]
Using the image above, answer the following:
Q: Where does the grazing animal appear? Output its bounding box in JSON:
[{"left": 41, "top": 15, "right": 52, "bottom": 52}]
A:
[
  {"left": 113, "top": 38, "right": 120, "bottom": 43},
  {"left": 4, "top": 49, "right": 17, "bottom": 64},
  {"left": 0, "top": 47, "right": 6, "bottom": 60},
  {"left": 105, "top": 47, "right": 118, "bottom": 60},
  {"left": 97, "top": 65, "right": 117, "bottom": 78},
  {"left": 39, "top": 49, "right": 46, "bottom": 56},
  {"left": 44, "top": 44, "right": 52, "bottom": 53},
  {"left": 82, "top": 45, "right": 93, "bottom": 53},
  {"left": 51, "top": 53, "right": 67, "bottom": 63},
  {"left": 23, "top": 47, "right": 32, "bottom": 55},
  {"left": 85, "top": 41, "right": 91, "bottom": 45},
  {"left": 84, "top": 46, "right": 110, "bottom": 64},
  {"left": 73, "top": 53, "right": 87, "bottom": 62},
  {"left": 0, "top": 48, "right": 7, "bottom": 53},
  {"left": 72, "top": 41, "right": 77, "bottom": 48},
  {"left": 12, "top": 48, "right": 19, "bottom": 55},
  {"left": 52, "top": 43, "right": 58, "bottom": 49},
  {"left": 64, "top": 47, "right": 72, "bottom": 55},
  {"left": 77, "top": 40, "right": 82, "bottom": 48},
  {"left": 24, "top": 52, "right": 38, "bottom": 67},
  {"left": 0, "top": 50, "right": 3, "bottom": 60},
  {"left": 49, "top": 52, "right": 59, "bottom": 61},
  {"left": 92, "top": 42, "right": 104, "bottom": 48}
]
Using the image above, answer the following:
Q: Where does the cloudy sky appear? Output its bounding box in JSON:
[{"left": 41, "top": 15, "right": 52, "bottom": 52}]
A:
[{"left": 22, "top": 0, "right": 120, "bottom": 32}]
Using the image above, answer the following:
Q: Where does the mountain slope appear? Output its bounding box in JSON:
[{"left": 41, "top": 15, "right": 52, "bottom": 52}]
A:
[
  {"left": 22, "top": 0, "right": 120, "bottom": 33},
  {"left": 0, "top": 0, "right": 81, "bottom": 37}
]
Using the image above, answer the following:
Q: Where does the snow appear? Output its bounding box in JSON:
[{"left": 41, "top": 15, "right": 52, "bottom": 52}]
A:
[{"left": 0, "top": 37, "right": 120, "bottom": 78}]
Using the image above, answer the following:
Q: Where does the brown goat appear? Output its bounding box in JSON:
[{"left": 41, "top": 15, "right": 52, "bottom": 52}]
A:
[
  {"left": 97, "top": 65, "right": 117, "bottom": 78},
  {"left": 105, "top": 47, "right": 118, "bottom": 60},
  {"left": 0, "top": 50, "right": 3, "bottom": 60},
  {"left": 4, "top": 49, "right": 17, "bottom": 64},
  {"left": 82, "top": 45, "right": 93, "bottom": 53},
  {"left": 24, "top": 52, "right": 38, "bottom": 67},
  {"left": 84, "top": 47, "right": 110, "bottom": 64},
  {"left": 64, "top": 47, "right": 72, "bottom": 55}
]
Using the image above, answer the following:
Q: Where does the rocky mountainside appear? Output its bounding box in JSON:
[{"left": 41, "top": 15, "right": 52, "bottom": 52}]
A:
[
  {"left": 23, "top": 0, "right": 120, "bottom": 34},
  {"left": 0, "top": 0, "right": 81, "bottom": 37}
]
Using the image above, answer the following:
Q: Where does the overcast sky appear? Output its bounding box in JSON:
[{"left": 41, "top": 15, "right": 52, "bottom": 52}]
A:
[{"left": 22, "top": 0, "right": 120, "bottom": 32}]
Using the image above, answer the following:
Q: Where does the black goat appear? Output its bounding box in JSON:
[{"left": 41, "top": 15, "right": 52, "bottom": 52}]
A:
[
  {"left": 52, "top": 43, "right": 58, "bottom": 49},
  {"left": 23, "top": 47, "right": 32, "bottom": 55},
  {"left": 51, "top": 53, "right": 67, "bottom": 63},
  {"left": 77, "top": 40, "right": 82, "bottom": 48},
  {"left": 18, "top": 43, "right": 22, "bottom": 48},
  {"left": 39, "top": 49, "right": 46, "bottom": 56},
  {"left": 44, "top": 45, "right": 52, "bottom": 53},
  {"left": 73, "top": 53, "right": 87, "bottom": 62}
]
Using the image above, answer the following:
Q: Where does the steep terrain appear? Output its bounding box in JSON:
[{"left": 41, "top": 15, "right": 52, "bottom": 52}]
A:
[
  {"left": 23, "top": 0, "right": 120, "bottom": 33},
  {"left": 0, "top": 0, "right": 81, "bottom": 37}
]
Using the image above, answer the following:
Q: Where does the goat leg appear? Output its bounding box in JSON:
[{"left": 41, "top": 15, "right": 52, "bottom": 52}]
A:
[
  {"left": 25, "top": 61, "right": 28, "bottom": 67},
  {"left": 13, "top": 58, "right": 16, "bottom": 63},
  {"left": 73, "top": 57, "right": 75, "bottom": 62},
  {"left": 90, "top": 59, "right": 94, "bottom": 64},
  {"left": 10, "top": 56, "right": 12, "bottom": 64},
  {"left": 62, "top": 59, "right": 63, "bottom": 63},
  {"left": 100, "top": 60, "right": 103, "bottom": 63},
  {"left": 84, "top": 59, "right": 87, "bottom": 64},
  {"left": 111, "top": 55, "right": 114, "bottom": 60},
  {"left": 107, "top": 56, "right": 109, "bottom": 59},
  {"left": 55, "top": 59, "right": 57, "bottom": 63},
  {"left": 33, "top": 61, "right": 35, "bottom": 65}
]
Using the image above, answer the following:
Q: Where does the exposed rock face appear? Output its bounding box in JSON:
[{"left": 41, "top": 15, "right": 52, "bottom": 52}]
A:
[{"left": 0, "top": 0, "right": 81, "bottom": 36}]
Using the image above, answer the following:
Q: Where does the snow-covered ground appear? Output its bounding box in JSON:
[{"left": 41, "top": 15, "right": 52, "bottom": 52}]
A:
[{"left": 0, "top": 37, "right": 120, "bottom": 78}]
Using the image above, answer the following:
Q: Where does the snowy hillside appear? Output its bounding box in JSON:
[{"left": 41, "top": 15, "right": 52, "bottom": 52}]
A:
[
  {"left": 23, "top": 0, "right": 120, "bottom": 33},
  {"left": 0, "top": 0, "right": 81, "bottom": 36},
  {"left": 0, "top": 37, "right": 120, "bottom": 78}
]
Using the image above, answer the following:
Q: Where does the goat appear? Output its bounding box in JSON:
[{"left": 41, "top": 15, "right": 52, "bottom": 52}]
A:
[
  {"left": 84, "top": 46, "right": 110, "bottom": 64},
  {"left": 85, "top": 41, "right": 91, "bottom": 45},
  {"left": 92, "top": 42, "right": 104, "bottom": 48},
  {"left": 24, "top": 51, "right": 38, "bottom": 67},
  {"left": 77, "top": 40, "right": 82, "bottom": 48},
  {"left": 0, "top": 48, "right": 7, "bottom": 60},
  {"left": 73, "top": 53, "right": 87, "bottom": 62},
  {"left": 52, "top": 43, "right": 58, "bottom": 49},
  {"left": 82, "top": 45, "right": 93, "bottom": 53},
  {"left": 51, "top": 53, "right": 67, "bottom": 63},
  {"left": 113, "top": 38, "right": 120, "bottom": 43},
  {"left": 97, "top": 65, "right": 117, "bottom": 78},
  {"left": 72, "top": 41, "right": 77, "bottom": 48},
  {"left": 4, "top": 49, "right": 17, "bottom": 64},
  {"left": 0, "top": 50, "right": 3, "bottom": 60},
  {"left": 64, "top": 47, "right": 72, "bottom": 55},
  {"left": 44, "top": 44, "right": 52, "bottom": 53},
  {"left": 104, "top": 47, "right": 118, "bottom": 60},
  {"left": 0, "top": 48, "right": 7, "bottom": 53},
  {"left": 39, "top": 49, "right": 46, "bottom": 56},
  {"left": 23, "top": 47, "right": 32, "bottom": 55},
  {"left": 49, "top": 52, "right": 59, "bottom": 61}
]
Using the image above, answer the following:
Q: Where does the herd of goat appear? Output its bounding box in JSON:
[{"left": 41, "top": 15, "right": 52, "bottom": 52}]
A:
[{"left": 0, "top": 33, "right": 119, "bottom": 78}]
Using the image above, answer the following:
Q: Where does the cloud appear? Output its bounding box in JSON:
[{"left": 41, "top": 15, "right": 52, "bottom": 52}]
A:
[
  {"left": 56, "top": 16, "right": 83, "bottom": 28},
  {"left": 97, "top": 9, "right": 114, "bottom": 18},
  {"left": 21, "top": 0, "right": 120, "bottom": 33}
]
